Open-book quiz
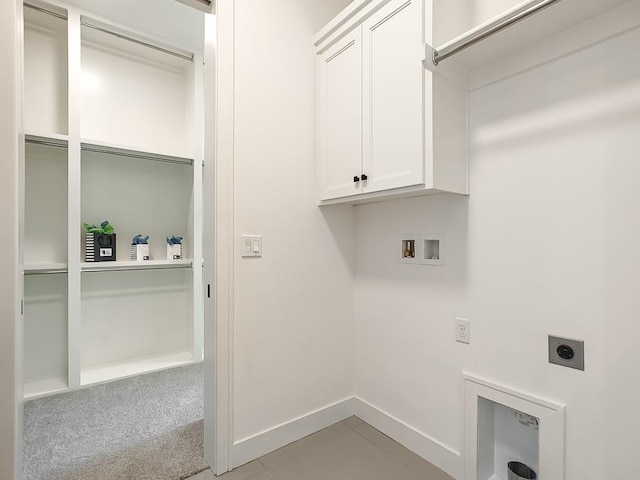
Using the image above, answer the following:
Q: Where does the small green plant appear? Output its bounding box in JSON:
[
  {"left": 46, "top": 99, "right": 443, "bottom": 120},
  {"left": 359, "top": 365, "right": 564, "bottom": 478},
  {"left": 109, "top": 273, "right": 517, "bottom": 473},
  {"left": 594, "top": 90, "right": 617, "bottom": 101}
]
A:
[{"left": 84, "top": 220, "right": 115, "bottom": 235}]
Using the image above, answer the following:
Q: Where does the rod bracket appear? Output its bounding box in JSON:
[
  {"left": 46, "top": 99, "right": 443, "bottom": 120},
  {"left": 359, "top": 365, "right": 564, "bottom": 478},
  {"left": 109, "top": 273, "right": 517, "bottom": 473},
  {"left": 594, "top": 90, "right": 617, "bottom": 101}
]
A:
[
  {"left": 421, "top": 44, "right": 470, "bottom": 91},
  {"left": 422, "top": 44, "right": 439, "bottom": 73}
]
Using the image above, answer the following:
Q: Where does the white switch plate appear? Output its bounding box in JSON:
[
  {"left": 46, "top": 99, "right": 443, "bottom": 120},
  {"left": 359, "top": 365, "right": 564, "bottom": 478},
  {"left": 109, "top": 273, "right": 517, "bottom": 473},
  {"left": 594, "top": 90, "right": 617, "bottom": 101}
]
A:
[
  {"left": 456, "top": 317, "right": 470, "bottom": 344},
  {"left": 241, "top": 235, "right": 262, "bottom": 257}
]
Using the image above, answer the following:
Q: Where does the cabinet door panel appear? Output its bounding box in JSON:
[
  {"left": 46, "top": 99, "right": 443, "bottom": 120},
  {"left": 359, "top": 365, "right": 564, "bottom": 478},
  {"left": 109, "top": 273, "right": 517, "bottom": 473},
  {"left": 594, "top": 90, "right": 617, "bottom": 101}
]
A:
[
  {"left": 318, "top": 29, "right": 363, "bottom": 200},
  {"left": 362, "top": 0, "right": 424, "bottom": 193}
]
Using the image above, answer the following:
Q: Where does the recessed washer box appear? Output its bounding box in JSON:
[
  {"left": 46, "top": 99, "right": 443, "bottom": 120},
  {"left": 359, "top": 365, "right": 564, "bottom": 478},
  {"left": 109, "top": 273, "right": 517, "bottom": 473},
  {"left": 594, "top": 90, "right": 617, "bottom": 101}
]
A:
[
  {"left": 464, "top": 374, "right": 566, "bottom": 480},
  {"left": 399, "top": 234, "right": 419, "bottom": 264},
  {"left": 420, "top": 234, "right": 444, "bottom": 266}
]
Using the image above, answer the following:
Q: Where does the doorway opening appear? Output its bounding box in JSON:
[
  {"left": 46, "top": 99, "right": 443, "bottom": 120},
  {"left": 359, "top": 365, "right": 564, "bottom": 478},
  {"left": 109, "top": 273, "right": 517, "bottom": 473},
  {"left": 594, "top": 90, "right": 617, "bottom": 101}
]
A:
[{"left": 19, "top": 0, "right": 218, "bottom": 477}]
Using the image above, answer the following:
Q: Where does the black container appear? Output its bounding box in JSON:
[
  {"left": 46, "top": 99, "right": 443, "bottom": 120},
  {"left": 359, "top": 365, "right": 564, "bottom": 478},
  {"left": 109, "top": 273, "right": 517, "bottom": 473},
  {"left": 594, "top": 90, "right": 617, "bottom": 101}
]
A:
[
  {"left": 85, "top": 233, "right": 117, "bottom": 262},
  {"left": 507, "top": 461, "right": 537, "bottom": 480}
]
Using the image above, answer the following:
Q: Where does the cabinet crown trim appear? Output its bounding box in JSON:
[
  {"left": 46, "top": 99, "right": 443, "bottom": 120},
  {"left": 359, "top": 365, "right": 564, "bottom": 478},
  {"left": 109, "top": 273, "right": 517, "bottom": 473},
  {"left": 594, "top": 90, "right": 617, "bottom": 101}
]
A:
[{"left": 314, "top": 0, "right": 377, "bottom": 48}]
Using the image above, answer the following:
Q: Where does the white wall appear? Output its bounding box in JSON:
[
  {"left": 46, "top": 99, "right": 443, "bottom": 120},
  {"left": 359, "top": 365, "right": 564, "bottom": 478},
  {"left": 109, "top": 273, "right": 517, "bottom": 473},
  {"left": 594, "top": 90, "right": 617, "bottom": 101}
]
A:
[
  {"left": 468, "top": 0, "right": 523, "bottom": 26},
  {"left": 354, "top": 20, "right": 640, "bottom": 480},
  {"left": 0, "top": 0, "right": 21, "bottom": 476},
  {"left": 232, "top": 0, "right": 355, "bottom": 446}
]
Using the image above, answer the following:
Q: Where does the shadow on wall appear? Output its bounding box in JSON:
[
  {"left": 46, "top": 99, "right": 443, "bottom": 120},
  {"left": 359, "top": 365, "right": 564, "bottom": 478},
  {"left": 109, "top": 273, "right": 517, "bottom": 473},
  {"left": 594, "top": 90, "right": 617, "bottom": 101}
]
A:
[
  {"left": 353, "top": 193, "right": 470, "bottom": 289},
  {"left": 472, "top": 27, "right": 640, "bottom": 154},
  {"left": 319, "top": 204, "right": 357, "bottom": 276}
]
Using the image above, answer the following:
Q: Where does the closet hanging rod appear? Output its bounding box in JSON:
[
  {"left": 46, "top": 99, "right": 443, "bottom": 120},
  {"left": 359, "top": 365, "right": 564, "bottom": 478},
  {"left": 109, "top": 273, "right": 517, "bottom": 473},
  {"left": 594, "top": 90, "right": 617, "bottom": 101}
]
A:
[
  {"left": 80, "top": 21, "right": 194, "bottom": 62},
  {"left": 24, "top": 3, "right": 67, "bottom": 21},
  {"left": 432, "top": 0, "right": 562, "bottom": 65},
  {"left": 23, "top": 4, "right": 192, "bottom": 62},
  {"left": 81, "top": 145, "right": 194, "bottom": 166}
]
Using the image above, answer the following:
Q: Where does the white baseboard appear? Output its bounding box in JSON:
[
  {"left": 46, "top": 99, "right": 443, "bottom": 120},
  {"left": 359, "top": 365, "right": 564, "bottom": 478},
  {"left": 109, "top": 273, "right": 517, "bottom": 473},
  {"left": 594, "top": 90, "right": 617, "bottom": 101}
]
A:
[
  {"left": 232, "top": 397, "right": 355, "bottom": 468},
  {"left": 232, "top": 396, "right": 462, "bottom": 479},
  {"left": 353, "top": 397, "right": 462, "bottom": 479}
]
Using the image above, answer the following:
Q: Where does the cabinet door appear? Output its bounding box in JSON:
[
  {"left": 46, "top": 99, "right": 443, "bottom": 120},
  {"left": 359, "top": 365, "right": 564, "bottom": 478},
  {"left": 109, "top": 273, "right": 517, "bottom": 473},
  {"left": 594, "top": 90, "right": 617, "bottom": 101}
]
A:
[
  {"left": 362, "top": 0, "right": 424, "bottom": 193},
  {"left": 318, "top": 29, "right": 363, "bottom": 200}
]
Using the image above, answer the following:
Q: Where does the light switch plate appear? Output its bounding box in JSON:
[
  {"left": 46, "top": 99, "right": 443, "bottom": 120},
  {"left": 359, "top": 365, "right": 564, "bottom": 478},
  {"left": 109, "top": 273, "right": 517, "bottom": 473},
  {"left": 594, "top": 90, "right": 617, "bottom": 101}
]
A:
[{"left": 241, "top": 235, "right": 262, "bottom": 257}]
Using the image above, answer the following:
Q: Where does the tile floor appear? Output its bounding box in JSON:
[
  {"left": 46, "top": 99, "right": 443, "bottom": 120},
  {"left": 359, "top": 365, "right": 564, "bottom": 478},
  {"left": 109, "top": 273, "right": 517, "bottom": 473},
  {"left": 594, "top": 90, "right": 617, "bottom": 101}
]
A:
[{"left": 189, "top": 417, "right": 453, "bottom": 480}]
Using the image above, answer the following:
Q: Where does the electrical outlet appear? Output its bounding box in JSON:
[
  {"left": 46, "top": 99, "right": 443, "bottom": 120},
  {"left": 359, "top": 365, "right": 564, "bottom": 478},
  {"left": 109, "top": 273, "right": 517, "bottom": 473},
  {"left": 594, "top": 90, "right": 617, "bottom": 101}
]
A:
[
  {"left": 548, "top": 335, "right": 584, "bottom": 370},
  {"left": 456, "top": 318, "right": 470, "bottom": 344}
]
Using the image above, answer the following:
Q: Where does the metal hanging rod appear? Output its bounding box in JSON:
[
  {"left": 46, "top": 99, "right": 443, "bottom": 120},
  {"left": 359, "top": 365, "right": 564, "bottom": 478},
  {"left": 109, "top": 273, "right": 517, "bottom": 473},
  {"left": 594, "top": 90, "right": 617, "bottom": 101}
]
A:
[
  {"left": 81, "top": 145, "right": 194, "bottom": 166},
  {"left": 23, "top": 3, "right": 193, "bottom": 62},
  {"left": 25, "top": 137, "right": 193, "bottom": 165},
  {"left": 24, "top": 3, "right": 67, "bottom": 21},
  {"left": 81, "top": 21, "right": 194, "bottom": 62},
  {"left": 432, "top": 0, "right": 562, "bottom": 65}
]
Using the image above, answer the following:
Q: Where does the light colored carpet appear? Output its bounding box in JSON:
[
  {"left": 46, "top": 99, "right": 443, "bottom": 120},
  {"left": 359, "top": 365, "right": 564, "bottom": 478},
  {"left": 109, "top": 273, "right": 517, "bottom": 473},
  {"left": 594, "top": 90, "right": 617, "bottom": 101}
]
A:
[{"left": 23, "top": 363, "right": 208, "bottom": 480}]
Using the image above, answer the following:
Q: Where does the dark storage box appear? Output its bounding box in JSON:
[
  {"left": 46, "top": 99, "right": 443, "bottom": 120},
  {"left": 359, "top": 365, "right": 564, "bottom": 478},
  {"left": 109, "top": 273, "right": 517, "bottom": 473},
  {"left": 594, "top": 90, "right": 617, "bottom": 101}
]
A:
[{"left": 85, "top": 233, "right": 117, "bottom": 262}]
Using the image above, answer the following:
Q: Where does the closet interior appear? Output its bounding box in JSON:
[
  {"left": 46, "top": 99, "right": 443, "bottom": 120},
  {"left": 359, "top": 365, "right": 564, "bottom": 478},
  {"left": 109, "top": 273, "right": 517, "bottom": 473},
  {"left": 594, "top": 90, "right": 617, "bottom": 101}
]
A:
[{"left": 22, "top": 0, "right": 205, "bottom": 399}]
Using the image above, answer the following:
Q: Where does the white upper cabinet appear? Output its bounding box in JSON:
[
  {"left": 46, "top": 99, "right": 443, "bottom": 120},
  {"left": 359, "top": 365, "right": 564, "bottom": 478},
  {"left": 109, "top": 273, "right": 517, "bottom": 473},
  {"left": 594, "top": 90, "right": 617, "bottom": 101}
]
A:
[
  {"left": 315, "top": 0, "right": 469, "bottom": 204},
  {"left": 318, "top": 29, "right": 363, "bottom": 200},
  {"left": 362, "top": 0, "right": 424, "bottom": 194}
]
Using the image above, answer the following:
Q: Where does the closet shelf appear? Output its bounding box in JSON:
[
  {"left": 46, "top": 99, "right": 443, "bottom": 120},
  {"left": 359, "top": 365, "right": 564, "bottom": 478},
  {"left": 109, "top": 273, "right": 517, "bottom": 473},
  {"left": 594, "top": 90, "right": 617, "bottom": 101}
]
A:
[
  {"left": 24, "top": 376, "right": 68, "bottom": 399},
  {"left": 25, "top": 132, "right": 69, "bottom": 148},
  {"left": 80, "top": 259, "right": 193, "bottom": 273},
  {"left": 24, "top": 262, "right": 68, "bottom": 275},
  {"left": 25, "top": 260, "right": 193, "bottom": 273},
  {"left": 81, "top": 350, "right": 194, "bottom": 386},
  {"left": 429, "top": 0, "right": 630, "bottom": 70},
  {"left": 81, "top": 138, "right": 194, "bottom": 166}
]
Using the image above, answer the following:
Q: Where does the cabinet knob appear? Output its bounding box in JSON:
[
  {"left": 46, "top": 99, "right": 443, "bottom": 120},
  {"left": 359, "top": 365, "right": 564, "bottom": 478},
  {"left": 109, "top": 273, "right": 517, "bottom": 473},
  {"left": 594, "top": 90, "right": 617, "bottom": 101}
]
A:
[
  {"left": 353, "top": 176, "right": 360, "bottom": 183},
  {"left": 361, "top": 174, "right": 368, "bottom": 181}
]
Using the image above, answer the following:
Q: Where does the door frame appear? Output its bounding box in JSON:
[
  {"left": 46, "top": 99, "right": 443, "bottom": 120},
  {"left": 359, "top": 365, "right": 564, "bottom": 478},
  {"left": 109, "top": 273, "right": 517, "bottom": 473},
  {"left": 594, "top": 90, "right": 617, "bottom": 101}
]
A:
[
  {"left": 2, "top": 0, "right": 23, "bottom": 477},
  {"left": 202, "top": 0, "right": 235, "bottom": 474},
  {"left": 5, "top": 0, "right": 235, "bottom": 477}
]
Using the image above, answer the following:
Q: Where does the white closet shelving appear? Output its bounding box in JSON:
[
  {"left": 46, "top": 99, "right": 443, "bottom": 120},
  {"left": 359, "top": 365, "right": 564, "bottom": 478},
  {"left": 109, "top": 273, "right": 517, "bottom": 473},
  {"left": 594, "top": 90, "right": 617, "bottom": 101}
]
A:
[
  {"left": 80, "top": 259, "right": 193, "bottom": 272},
  {"left": 419, "top": 0, "right": 634, "bottom": 92},
  {"left": 81, "top": 351, "right": 194, "bottom": 386},
  {"left": 22, "top": 0, "right": 204, "bottom": 399},
  {"left": 427, "top": 0, "right": 631, "bottom": 70}
]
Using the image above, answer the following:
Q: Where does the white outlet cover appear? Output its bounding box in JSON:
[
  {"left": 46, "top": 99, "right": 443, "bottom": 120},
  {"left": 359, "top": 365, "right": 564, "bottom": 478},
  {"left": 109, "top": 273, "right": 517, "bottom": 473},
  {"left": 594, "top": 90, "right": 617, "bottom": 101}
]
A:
[{"left": 456, "top": 317, "right": 470, "bottom": 344}]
